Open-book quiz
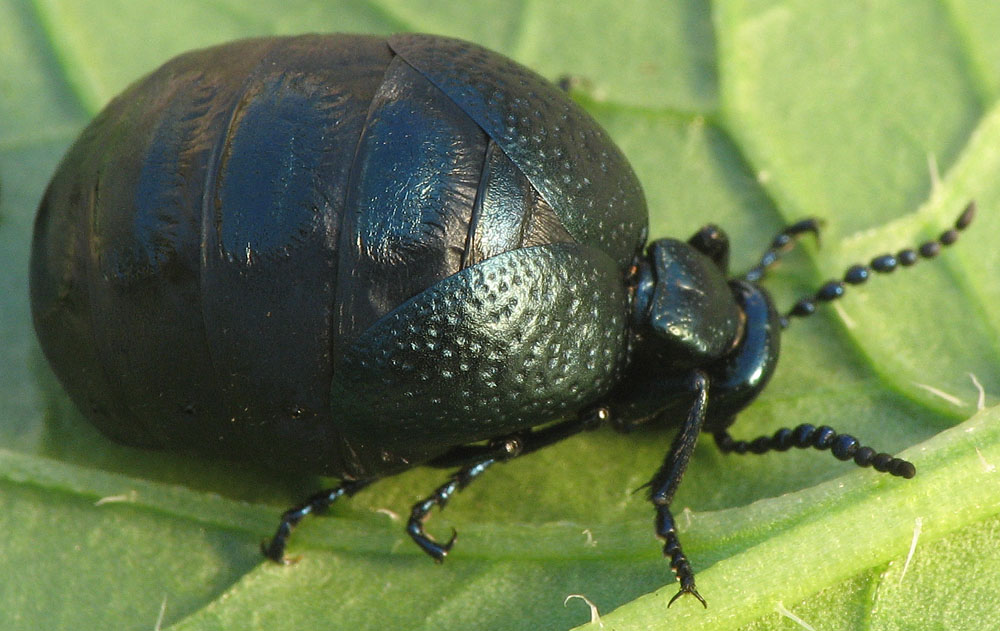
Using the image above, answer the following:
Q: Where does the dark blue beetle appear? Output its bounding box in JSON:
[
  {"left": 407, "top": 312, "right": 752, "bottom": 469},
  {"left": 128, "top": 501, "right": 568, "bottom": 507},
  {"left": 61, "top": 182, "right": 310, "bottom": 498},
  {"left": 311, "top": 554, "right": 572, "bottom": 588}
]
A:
[{"left": 30, "top": 33, "right": 973, "bottom": 606}]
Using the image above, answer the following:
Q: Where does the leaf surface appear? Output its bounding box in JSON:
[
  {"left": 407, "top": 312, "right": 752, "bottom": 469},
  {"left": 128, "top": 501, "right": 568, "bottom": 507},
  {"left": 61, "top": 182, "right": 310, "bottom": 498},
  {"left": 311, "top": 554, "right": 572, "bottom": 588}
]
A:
[{"left": 1, "top": 1, "right": 998, "bottom": 629}]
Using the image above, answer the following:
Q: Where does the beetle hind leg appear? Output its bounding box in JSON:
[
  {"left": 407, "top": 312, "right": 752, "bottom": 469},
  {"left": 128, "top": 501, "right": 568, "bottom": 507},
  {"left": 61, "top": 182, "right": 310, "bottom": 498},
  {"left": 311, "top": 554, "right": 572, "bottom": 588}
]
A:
[
  {"left": 263, "top": 478, "right": 374, "bottom": 562},
  {"left": 714, "top": 423, "right": 915, "bottom": 478}
]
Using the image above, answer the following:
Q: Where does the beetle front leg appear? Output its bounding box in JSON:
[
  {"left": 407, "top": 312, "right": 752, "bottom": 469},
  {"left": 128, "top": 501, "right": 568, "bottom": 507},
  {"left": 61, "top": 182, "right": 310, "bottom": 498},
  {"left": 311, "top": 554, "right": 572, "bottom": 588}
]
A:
[{"left": 648, "top": 371, "right": 709, "bottom": 608}]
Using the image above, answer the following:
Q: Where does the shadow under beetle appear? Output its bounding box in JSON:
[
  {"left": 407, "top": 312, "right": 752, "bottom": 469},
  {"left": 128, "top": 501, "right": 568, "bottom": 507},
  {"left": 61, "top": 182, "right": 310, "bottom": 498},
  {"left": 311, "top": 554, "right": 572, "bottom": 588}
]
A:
[{"left": 30, "top": 33, "right": 975, "bottom": 606}]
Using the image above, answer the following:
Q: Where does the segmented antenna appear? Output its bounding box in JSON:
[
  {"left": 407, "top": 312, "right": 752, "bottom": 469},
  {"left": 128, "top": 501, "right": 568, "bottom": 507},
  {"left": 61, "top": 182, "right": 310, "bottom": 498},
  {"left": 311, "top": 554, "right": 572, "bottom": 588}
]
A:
[
  {"left": 715, "top": 422, "right": 916, "bottom": 478},
  {"left": 780, "top": 201, "right": 975, "bottom": 329}
]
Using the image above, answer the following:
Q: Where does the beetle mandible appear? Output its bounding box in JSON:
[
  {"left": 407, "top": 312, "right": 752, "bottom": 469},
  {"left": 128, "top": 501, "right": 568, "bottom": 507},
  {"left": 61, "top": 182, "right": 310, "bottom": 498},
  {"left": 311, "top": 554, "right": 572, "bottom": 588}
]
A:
[{"left": 30, "top": 33, "right": 975, "bottom": 606}]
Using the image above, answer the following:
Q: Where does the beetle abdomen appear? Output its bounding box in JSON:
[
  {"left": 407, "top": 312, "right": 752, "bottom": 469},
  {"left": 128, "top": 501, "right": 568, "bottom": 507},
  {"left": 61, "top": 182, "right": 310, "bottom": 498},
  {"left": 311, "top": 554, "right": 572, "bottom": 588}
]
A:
[
  {"left": 31, "top": 34, "right": 647, "bottom": 475},
  {"left": 33, "top": 36, "right": 394, "bottom": 464}
]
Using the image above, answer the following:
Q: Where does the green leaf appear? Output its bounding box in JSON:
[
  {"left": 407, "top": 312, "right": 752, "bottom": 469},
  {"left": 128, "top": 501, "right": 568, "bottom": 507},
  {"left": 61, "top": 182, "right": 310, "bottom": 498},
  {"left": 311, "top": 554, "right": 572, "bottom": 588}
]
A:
[{"left": 1, "top": 1, "right": 998, "bottom": 630}]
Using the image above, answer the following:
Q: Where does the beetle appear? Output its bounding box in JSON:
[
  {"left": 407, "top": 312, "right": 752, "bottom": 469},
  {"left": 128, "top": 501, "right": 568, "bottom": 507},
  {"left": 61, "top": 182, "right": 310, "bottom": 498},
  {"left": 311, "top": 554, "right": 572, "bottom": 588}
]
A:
[{"left": 30, "top": 33, "right": 974, "bottom": 606}]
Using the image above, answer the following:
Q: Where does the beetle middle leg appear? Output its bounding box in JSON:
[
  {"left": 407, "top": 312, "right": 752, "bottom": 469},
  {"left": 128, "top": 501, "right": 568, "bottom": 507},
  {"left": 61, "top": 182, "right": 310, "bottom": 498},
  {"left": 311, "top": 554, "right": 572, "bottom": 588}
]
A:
[
  {"left": 263, "top": 478, "right": 374, "bottom": 563},
  {"left": 409, "top": 406, "right": 610, "bottom": 561}
]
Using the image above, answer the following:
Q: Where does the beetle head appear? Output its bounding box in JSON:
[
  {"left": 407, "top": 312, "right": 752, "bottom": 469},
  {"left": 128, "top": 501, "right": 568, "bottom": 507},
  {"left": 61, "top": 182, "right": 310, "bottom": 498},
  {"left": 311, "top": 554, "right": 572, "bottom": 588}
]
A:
[
  {"left": 610, "top": 201, "right": 974, "bottom": 432},
  {"left": 613, "top": 237, "right": 781, "bottom": 431}
]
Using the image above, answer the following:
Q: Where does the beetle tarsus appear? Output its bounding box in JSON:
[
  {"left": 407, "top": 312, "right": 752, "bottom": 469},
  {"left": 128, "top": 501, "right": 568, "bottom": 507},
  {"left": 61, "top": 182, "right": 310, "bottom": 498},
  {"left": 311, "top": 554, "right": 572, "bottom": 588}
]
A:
[
  {"left": 657, "top": 507, "right": 708, "bottom": 608},
  {"left": 264, "top": 479, "right": 373, "bottom": 563},
  {"left": 408, "top": 460, "right": 495, "bottom": 560},
  {"left": 742, "top": 218, "right": 823, "bottom": 283},
  {"left": 669, "top": 585, "right": 707, "bottom": 608}
]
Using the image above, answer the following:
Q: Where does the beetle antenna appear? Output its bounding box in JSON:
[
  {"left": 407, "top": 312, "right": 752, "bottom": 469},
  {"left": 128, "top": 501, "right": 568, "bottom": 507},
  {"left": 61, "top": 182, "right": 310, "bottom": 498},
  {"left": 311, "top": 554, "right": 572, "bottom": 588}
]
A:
[{"left": 780, "top": 201, "right": 975, "bottom": 329}]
